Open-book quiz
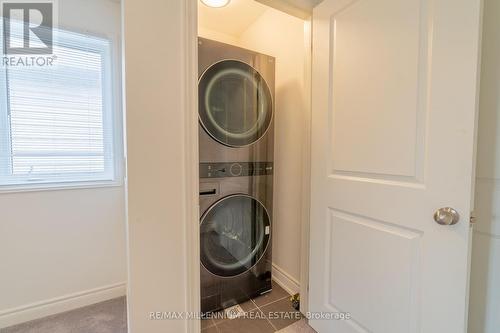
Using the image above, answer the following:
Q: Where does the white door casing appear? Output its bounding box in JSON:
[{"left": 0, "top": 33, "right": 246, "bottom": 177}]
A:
[{"left": 309, "top": 0, "right": 483, "bottom": 332}]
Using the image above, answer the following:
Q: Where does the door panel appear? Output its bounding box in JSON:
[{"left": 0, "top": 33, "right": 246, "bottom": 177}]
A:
[
  {"left": 330, "top": 0, "right": 426, "bottom": 180},
  {"left": 325, "top": 210, "right": 421, "bottom": 333},
  {"left": 309, "top": 0, "right": 483, "bottom": 332}
]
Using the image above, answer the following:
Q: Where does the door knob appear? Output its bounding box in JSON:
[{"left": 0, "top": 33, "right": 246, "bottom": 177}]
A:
[{"left": 434, "top": 207, "right": 460, "bottom": 225}]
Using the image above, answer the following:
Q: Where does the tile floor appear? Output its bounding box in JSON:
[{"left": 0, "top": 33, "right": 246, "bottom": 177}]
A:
[{"left": 202, "top": 283, "right": 316, "bottom": 333}]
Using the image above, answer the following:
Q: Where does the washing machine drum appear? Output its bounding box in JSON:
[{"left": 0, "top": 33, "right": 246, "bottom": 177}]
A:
[
  {"left": 199, "top": 60, "right": 273, "bottom": 147},
  {"left": 200, "top": 195, "right": 271, "bottom": 277}
]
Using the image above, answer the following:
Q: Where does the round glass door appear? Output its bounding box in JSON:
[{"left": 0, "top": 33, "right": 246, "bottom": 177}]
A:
[
  {"left": 199, "top": 60, "right": 273, "bottom": 147},
  {"left": 200, "top": 195, "right": 271, "bottom": 277}
]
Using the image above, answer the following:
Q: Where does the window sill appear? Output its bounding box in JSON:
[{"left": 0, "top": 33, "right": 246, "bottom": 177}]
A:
[{"left": 0, "top": 179, "right": 124, "bottom": 194}]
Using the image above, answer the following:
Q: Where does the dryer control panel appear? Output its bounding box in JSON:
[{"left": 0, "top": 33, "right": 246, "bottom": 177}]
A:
[{"left": 199, "top": 162, "right": 273, "bottom": 178}]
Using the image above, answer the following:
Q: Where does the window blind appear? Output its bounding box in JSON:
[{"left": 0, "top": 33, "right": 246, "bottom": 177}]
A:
[{"left": 0, "top": 24, "right": 116, "bottom": 188}]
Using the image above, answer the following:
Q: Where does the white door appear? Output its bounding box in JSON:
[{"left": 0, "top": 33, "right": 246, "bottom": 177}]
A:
[{"left": 308, "top": 0, "right": 483, "bottom": 332}]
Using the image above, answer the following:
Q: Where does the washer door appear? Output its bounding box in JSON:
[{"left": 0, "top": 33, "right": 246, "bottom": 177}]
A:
[
  {"left": 199, "top": 60, "right": 273, "bottom": 147},
  {"left": 200, "top": 195, "right": 271, "bottom": 277}
]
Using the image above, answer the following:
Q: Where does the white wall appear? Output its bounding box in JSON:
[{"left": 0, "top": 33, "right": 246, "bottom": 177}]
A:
[
  {"left": 123, "top": 0, "right": 198, "bottom": 332},
  {"left": 198, "top": 6, "right": 308, "bottom": 294},
  {"left": 239, "top": 10, "right": 307, "bottom": 293},
  {"left": 0, "top": 0, "right": 126, "bottom": 328},
  {"left": 469, "top": 0, "right": 500, "bottom": 331}
]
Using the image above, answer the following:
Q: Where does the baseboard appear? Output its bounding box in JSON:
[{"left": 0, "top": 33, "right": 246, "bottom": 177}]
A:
[
  {"left": 0, "top": 282, "right": 126, "bottom": 329},
  {"left": 272, "top": 263, "right": 300, "bottom": 296}
]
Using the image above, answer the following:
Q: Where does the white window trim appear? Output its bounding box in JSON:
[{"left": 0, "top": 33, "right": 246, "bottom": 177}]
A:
[{"left": 0, "top": 26, "right": 124, "bottom": 193}]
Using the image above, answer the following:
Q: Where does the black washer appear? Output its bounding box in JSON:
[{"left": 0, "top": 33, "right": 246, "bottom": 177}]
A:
[
  {"left": 198, "top": 60, "right": 273, "bottom": 147},
  {"left": 200, "top": 195, "right": 271, "bottom": 277}
]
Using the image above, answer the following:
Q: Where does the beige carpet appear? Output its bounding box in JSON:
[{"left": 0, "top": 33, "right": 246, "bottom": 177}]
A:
[{"left": 0, "top": 297, "right": 127, "bottom": 333}]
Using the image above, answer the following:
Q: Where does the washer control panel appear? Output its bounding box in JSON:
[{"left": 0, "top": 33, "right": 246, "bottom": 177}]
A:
[{"left": 200, "top": 162, "right": 273, "bottom": 178}]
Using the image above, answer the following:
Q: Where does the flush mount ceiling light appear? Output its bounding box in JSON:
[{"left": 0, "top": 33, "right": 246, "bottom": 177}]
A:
[{"left": 200, "top": 0, "right": 231, "bottom": 8}]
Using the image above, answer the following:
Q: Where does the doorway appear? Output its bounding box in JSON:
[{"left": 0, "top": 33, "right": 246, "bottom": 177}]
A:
[{"left": 197, "top": 1, "right": 313, "bottom": 331}]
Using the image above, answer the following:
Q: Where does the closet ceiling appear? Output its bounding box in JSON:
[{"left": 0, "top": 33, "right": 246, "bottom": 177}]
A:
[
  {"left": 198, "top": 0, "right": 268, "bottom": 37},
  {"left": 254, "top": 0, "right": 323, "bottom": 19},
  {"left": 198, "top": 0, "right": 322, "bottom": 37}
]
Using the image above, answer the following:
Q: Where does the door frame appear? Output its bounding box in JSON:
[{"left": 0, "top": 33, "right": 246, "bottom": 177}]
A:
[
  {"left": 299, "top": 18, "right": 313, "bottom": 315},
  {"left": 183, "top": 0, "right": 201, "bottom": 332},
  {"left": 182, "top": 1, "right": 314, "bottom": 331}
]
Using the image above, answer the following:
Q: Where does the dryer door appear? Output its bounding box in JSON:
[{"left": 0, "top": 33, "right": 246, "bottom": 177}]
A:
[
  {"left": 199, "top": 60, "right": 273, "bottom": 147},
  {"left": 200, "top": 194, "right": 271, "bottom": 277}
]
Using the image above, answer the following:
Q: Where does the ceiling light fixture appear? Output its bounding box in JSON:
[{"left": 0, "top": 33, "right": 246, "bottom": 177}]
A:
[{"left": 200, "top": 0, "right": 231, "bottom": 8}]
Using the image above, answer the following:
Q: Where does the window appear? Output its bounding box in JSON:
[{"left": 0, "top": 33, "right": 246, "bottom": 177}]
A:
[{"left": 0, "top": 26, "right": 119, "bottom": 189}]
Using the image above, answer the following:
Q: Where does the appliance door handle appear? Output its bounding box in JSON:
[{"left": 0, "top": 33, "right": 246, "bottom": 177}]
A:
[{"left": 200, "top": 189, "right": 217, "bottom": 196}]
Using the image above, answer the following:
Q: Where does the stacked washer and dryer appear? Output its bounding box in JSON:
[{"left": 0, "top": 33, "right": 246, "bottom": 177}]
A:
[{"left": 198, "top": 38, "right": 275, "bottom": 314}]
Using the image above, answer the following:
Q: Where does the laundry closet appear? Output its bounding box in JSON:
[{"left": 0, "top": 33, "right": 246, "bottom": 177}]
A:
[
  {"left": 197, "top": 0, "right": 311, "bottom": 315},
  {"left": 123, "top": 0, "right": 498, "bottom": 332}
]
